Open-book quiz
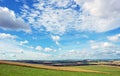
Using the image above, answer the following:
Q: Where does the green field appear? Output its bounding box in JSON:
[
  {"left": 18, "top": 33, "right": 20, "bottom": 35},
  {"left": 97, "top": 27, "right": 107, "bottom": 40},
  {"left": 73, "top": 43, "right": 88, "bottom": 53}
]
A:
[
  {"left": 0, "top": 64, "right": 120, "bottom": 76},
  {"left": 71, "top": 65, "right": 120, "bottom": 76}
]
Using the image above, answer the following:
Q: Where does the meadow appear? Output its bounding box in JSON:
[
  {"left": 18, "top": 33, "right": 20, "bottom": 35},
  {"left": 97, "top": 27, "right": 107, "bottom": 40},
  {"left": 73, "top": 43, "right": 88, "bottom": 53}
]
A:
[
  {"left": 70, "top": 65, "right": 120, "bottom": 76},
  {"left": 0, "top": 61, "right": 120, "bottom": 76}
]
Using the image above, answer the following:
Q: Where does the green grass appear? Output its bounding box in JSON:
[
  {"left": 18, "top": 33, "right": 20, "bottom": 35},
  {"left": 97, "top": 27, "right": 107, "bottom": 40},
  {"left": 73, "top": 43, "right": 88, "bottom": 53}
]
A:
[
  {"left": 71, "top": 65, "right": 120, "bottom": 76},
  {"left": 0, "top": 64, "right": 119, "bottom": 76}
]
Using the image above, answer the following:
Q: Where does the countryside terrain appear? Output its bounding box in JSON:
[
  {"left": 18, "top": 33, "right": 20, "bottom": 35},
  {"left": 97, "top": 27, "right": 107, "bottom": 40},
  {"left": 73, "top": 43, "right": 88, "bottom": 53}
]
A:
[{"left": 0, "top": 60, "right": 120, "bottom": 76}]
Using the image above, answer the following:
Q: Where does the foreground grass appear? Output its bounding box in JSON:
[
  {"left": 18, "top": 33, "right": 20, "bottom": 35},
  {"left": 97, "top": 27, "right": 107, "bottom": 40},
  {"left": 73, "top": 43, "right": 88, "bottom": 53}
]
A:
[
  {"left": 0, "top": 64, "right": 111, "bottom": 76},
  {"left": 70, "top": 65, "right": 120, "bottom": 76}
]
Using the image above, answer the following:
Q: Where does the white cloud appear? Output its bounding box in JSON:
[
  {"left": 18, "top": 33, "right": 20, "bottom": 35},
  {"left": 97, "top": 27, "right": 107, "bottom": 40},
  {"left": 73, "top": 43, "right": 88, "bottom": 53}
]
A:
[
  {"left": 51, "top": 35, "right": 60, "bottom": 41},
  {"left": 0, "top": 33, "right": 17, "bottom": 39},
  {"left": 107, "top": 34, "right": 120, "bottom": 42},
  {"left": 35, "top": 46, "right": 56, "bottom": 52},
  {"left": 88, "top": 41, "right": 120, "bottom": 58},
  {"left": 0, "top": 37, "right": 52, "bottom": 60},
  {"left": 0, "top": 33, "right": 51, "bottom": 60},
  {"left": 57, "top": 44, "right": 120, "bottom": 59},
  {"left": 102, "top": 42, "right": 115, "bottom": 48},
  {"left": 75, "top": 0, "right": 120, "bottom": 32},
  {"left": 90, "top": 41, "right": 115, "bottom": 49},
  {"left": 10, "top": 54, "right": 16, "bottom": 57},
  {"left": 51, "top": 35, "right": 60, "bottom": 45},
  {"left": 0, "top": 49, "right": 51, "bottom": 60},
  {"left": 44, "top": 47, "right": 53, "bottom": 52},
  {"left": 17, "top": 51, "right": 51, "bottom": 60},
  {"left": 89, "top": 41, "right": 120, "bottom": 57},
  {"left": 58, "top": 49, "right": 94, "bottom": 59},
  {"left": 0, "top": 7, "right": 31, "bottom": 32},
  {"left": 20, "top": 0, "right": 120, "bottom": 34},
  {"left": 80, "top": 0, "right": 120, "bottom": 18},
  {"left": 44, "top": 47, "right": 56, "bottom": 52},
  {"left": 47, "top": 0, "right": 70, "bottom": 8},
  {"left": 0, "top": 39, "right": 24, "bottom": 53},
  {"left": 19, "top": 40, "right": 28, "bottom": 46},
  {"left": 116, "top": 51, "right": 120, "bottom": 55},
  {"left": 35, "top": 46, "right": 43, "bottom": 51},
  {"left": 91, "top": 45, "right": 99, "bottom": 49}
]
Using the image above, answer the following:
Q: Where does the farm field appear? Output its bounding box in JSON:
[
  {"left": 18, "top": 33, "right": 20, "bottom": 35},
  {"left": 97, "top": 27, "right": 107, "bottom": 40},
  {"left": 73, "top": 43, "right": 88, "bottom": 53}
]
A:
[
  {"left": 0, "top": 61, "right": 120, "bottom": 76},
  {"left": 0, "top": 61, "right": 102, "bottom": 73},
  {"left": 68, "top": 65, "right": 120, "bottom": 76},
  {"left": 0, "top": 64, "right": 109, "bottom": 76}
]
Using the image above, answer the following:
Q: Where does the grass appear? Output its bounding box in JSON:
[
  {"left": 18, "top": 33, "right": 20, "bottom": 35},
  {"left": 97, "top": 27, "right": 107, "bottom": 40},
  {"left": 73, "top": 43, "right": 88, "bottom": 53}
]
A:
[
  {"left": 0, "top": 64, "right": 110, "bottom": 76},
  {"left": 0, "top": 61, "right": 119, "bottom": 76},
  {"left": 0, "top": 61, "right": 103, "bottom": 73},
  {"left": 70, "top": 65, "right": 120, "bottom": 76},
  {"left": 0, "top": 64, "right": 120, "bottom": 76}
]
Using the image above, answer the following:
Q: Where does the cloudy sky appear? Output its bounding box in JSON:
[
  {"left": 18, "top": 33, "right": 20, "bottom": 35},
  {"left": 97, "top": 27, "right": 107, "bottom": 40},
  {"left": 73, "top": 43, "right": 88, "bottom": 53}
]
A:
[{"left": 0, "top": 0, "right": 120, "bottom": 60}]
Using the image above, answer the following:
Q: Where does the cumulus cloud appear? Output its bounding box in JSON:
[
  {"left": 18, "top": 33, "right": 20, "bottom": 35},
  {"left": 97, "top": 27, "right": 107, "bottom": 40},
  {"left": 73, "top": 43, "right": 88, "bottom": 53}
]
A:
[
  {"left": 0, "top": 37, "right": 51, "bottom": 60},
  {"left": 35, "top": 46, "right": 43, "bottom": 51},
  {"left": 0, "top": 33, "right": 17, "bottom": 39},
  {"left": 58, "top": 45, "right": 120, "bottom": 59},
  {"left": 58, "top": 49, "right": 95, "bottom": 59},
  {"left": 57, "top": 40, "right": 120, "bottom": 59},
  {"left": 103, "top": 42, "right": 115, "bottom": 48},
  {"left": 44, "top": 47, "right": 56, "bottom": 52},
  {"left": 80, "top": 0, "right": 120, "bottom": 18},
  {"left": 20, "top": 0, "right": 120, "bottom": 34},
  {"left": 19, "top": 40, "right": 28, "bottom": 46},
  {"left": 90, "top": 41, "right": 115, "bottom": 49},
  {"left": 91, "top": 45, "right": 99, "bottom": 49},
  {"left": 51, "top": 35, "right": 60, "bottom": 41},
  {"left": 0, "top": 39, "right": 24, "bottom": 54},
  {"left": 44, "top": 47, "right": 53, "bottom": 52},
  {"left": 0, "top": 7, "right": 31, "bottom": 32},
  {"left": 51, "top": 35, "right": 60, "bottom": 45},
  {"left": 75, "top": 0, "right": 120, "bottom": 32},
  {"left": 35, "top": 46, "right": 56, "bottom": 52},
  {"left": 89, "top": 40, "right": 120, "bottom": 58},
  {"left": 107, "top": 34, "right": 120, "bottom": 42}
]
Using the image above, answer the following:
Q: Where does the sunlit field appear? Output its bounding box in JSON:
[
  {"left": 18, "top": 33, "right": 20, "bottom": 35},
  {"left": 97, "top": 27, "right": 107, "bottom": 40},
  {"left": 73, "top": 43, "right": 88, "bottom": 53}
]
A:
[
  {"left": 69, "top": 65, "right": 120, "bottom": 76},
  {"left": 0, "top": 64, "right": 120, "bottom": 76}
]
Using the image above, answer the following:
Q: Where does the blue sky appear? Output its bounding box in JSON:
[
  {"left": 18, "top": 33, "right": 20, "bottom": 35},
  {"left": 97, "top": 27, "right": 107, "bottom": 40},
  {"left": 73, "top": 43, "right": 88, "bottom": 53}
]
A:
[{"left": 0, "top": 0, "right": 120, "bottom": 60}]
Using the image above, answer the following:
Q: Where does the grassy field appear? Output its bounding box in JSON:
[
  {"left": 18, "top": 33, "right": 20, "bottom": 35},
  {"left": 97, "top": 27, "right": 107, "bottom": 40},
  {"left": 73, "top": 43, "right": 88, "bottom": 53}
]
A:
[
  {"left": 0, "top": 61, "right": 120, "bottom": 76},
  {"left": 69, "top": 65, "right": 120, "bottom": 76},
  {"left": 0, "top": 64, "right": 110, "bottom": 76},
  {"left": 0, "top": 61, "right": 102, "bottom": 73}
]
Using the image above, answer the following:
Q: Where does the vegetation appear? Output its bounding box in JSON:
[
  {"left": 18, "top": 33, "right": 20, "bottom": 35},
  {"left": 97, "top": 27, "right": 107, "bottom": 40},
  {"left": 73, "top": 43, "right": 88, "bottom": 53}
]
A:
[
  {"left": 71, "top": 65, "right": 120, "bottom": 76},
  {"left": 0, "top": 61, "right": 102, "bottom": 73},
  {"left": 0, "top": 64, "right": 120, "bottom": 76}
]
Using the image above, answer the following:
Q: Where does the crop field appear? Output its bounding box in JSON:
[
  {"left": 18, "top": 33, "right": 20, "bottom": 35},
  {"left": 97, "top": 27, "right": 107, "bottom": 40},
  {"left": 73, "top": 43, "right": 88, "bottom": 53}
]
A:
[{"left": 0, "top": 61, "right": 120, "bottom": 76}]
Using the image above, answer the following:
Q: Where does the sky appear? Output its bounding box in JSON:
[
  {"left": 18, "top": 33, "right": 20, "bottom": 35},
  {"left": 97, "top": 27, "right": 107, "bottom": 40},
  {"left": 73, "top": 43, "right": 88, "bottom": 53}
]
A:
[{"left": 0, "top": 0, "right": 120, "bottom": 60}]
